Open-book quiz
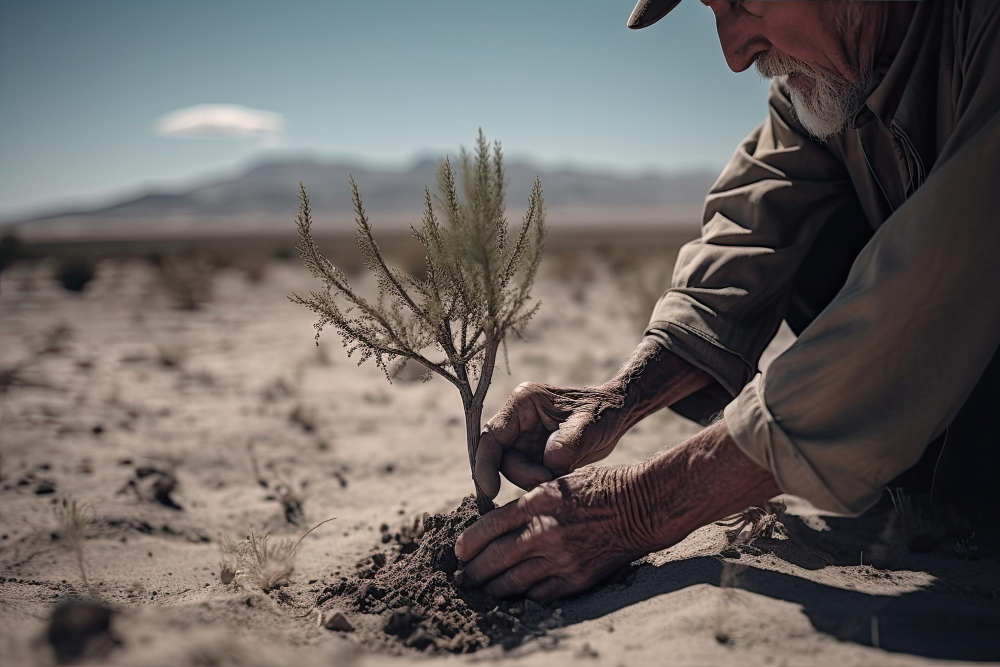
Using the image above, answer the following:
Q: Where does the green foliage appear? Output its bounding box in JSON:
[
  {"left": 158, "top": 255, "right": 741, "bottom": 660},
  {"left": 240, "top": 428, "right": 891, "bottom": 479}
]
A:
[
  {"left": 291, "top": 130, "right": 546, "bottom": 509},
  {"left": 291, "top": 130, "right": 545, "bottom": 403}
]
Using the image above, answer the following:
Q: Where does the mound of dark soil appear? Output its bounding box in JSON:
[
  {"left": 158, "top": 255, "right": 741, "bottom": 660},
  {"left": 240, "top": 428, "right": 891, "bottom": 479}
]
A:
[{"left": 317, "top": 496, "right": 560, "bottom": 653}]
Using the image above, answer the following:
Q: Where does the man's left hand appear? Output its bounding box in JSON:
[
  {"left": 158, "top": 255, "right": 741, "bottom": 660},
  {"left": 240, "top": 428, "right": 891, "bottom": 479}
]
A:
[
  {"left": 454, "top": 465, "right": 653, "bottom": 602},
  {"left": 456, "top": 420, "right": 783, "bottom": 602}
]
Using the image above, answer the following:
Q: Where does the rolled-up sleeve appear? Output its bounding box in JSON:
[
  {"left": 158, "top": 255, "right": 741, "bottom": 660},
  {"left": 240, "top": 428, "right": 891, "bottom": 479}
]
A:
[
  {"left": 647, "top": 81, "right": 862, "bottom": 422},
  {"left": 725, "top": 29, "right": 1000, "bottom": 514}
]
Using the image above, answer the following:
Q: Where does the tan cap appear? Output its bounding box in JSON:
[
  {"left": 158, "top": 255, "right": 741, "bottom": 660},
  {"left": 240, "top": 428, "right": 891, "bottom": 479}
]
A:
[{"left": 627, "top": 0, "right": 682, "bottom": 29}]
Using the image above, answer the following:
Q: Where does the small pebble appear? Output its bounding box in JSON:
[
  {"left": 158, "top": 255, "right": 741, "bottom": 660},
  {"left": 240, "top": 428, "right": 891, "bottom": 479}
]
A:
[{"left": 323, "top": 611, "right": 354, "bottom": 632}]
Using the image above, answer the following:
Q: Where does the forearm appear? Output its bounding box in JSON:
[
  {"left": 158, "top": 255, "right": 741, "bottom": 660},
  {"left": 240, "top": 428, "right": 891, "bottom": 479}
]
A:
[
  {"left": 616, "top": 420, "right": 781, "bottom": 553},
  {"left": 601, "top": 336, "right": 713, "bottom": 432}
]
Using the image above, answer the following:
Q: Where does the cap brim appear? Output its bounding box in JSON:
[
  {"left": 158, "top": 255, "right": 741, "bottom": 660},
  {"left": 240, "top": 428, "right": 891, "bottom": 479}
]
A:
[{"left": 627, "top": 0, "right": 682, "bottom": 29}]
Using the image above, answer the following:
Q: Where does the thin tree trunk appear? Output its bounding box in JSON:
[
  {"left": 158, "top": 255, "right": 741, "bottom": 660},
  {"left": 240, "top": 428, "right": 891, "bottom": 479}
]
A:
[{"left": 464, "top": 402, "right": 495, "bottom": 515}]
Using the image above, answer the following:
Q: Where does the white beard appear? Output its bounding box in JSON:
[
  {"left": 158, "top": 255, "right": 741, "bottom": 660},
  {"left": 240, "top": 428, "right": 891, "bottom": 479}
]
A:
[
  {"left": 756, "top": 51, "right": 872, "bottom": 141},
  {"left": 754, "top": 7, "right": 872, "bottom": 141}
]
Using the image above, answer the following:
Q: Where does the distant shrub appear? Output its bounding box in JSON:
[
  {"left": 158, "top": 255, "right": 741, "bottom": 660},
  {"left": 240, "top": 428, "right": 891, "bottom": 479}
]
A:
[
  {"left": 230, "top": 253, "right": 270, "bottom": 284},
  {"left": 272, "top": 244, "right": 296, "bottom": 262},
  {"left": 54, "top": 258, "right": 96, "bottom": 293},
  {"left": 0, "top": 232, "right": 23, "bottom": 274},
  {"left": 154, "top": 253, "right": 215, "bottom": 310}
]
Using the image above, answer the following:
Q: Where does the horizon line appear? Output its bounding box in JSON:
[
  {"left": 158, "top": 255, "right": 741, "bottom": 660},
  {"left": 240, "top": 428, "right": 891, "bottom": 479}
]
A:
[{"left": 0, "top": 149, "right": 724, "bottom": 225}]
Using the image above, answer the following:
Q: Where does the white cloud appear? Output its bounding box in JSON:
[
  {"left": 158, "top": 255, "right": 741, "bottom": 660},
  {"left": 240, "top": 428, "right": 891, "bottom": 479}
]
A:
[{"left": 156, "top": 104, "right": 284, "bottom": 139}]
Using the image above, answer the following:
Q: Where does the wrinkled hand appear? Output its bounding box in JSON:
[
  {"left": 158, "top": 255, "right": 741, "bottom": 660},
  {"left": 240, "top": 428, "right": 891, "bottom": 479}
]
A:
[
  {"left": 455, "top": 465, "right": 654, "bottom": 602},
  {"left": 474, "top": 382, "right": 627, "bottom": 499}
]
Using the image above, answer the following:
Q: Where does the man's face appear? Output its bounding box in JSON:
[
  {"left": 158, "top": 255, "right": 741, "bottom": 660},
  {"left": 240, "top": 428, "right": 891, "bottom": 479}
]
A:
[{"left": 702, "top": 1, "right": 873, "bottom": 140}]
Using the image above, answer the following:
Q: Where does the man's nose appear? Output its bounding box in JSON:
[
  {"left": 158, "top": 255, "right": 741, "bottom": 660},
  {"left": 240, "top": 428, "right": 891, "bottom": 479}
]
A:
[{"left": 702, "top": 0, "right": 767, "bottom": 72}]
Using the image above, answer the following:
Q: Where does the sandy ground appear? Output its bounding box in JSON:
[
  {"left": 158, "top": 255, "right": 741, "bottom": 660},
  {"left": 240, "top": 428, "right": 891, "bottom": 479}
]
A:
[{"left": 1, "top": 249, "right": 998, "bottom": 666}]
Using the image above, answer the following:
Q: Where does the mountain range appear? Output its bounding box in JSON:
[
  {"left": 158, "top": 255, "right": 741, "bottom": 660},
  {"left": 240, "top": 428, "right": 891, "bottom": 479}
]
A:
[{"left": 6, "top": 156, "right": 718, "bottom": 240}]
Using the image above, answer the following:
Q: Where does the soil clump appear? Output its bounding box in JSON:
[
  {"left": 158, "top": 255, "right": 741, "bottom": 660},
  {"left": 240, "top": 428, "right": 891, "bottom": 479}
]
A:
[{"left": 317, "top": 496, "right": 559, "bottom": 653}]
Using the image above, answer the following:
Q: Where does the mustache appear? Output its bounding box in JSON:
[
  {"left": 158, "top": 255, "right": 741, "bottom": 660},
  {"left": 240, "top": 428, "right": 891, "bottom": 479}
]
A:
[{"left": 755, "top": 49, "right": 820, "bottom": 79}]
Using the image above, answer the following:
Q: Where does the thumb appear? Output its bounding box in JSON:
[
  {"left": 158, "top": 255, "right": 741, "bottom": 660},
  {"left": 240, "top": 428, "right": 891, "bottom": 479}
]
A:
[
  {"left": 541, "top": 413, "right": 589, "bottom": 475},
  {"left": 474, "top": 431, "right": 504, "bottom": 500}
]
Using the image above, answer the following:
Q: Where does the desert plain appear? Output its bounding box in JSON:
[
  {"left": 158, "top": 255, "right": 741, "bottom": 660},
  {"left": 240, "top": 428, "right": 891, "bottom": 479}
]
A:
[{"left": 1, "top": 230, "right": 998, "bottom": 666}]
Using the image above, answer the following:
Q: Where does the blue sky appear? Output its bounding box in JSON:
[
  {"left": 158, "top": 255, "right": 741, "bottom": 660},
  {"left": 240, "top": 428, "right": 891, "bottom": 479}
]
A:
[{"left": 0, "top": 0, "right": 770, "bottom": 219}]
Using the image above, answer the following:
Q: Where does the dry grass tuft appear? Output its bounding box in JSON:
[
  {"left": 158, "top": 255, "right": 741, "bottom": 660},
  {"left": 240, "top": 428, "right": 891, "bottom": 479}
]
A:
[
  {"left": 53, "top": 496, "right": 95, "bottom": 594},
  {"left": 221, "top": 518, "right": 335, "bottom": 592},
  {"left": 716, "top": 500, "right": 787, "bottom": 545},
  {"left": 886, "top": 487, "right": 937, "bottom": 551}
]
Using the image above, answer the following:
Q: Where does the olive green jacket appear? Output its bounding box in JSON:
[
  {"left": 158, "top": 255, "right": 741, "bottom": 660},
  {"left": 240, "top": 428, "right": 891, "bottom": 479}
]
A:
[{"left": 646, "top": 0, "right": 1000, "bottom": 514}]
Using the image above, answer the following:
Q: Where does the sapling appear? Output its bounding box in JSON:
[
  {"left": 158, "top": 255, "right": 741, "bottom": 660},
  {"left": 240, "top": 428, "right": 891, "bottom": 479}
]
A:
[{"left": 291, "top": 130, "right": 546, "bottom": 513}]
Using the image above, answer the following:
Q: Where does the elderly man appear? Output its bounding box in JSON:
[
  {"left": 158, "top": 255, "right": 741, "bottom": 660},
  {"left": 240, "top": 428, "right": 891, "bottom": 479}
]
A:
[{"left": 455, "top": 0, "right": 1000, "bottom": 602}]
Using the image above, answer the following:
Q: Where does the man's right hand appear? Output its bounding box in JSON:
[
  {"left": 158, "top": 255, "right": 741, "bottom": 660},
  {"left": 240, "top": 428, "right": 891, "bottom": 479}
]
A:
[
  {"left": 473, "top": 381, "right": 629, "bottom": 499},
  {"left": 473, "top": 340, "right": 716, "bottom": 500}
]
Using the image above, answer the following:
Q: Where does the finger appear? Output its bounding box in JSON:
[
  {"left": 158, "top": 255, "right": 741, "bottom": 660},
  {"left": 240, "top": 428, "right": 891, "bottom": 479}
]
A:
[
  {"left": 483, "top": 557, "right": 552, "bottom": 599},
  {"left": 463, "top": 529, "right": 534, "bottom": 587},
  {"left": 483, "top": 383, "right": 540, "bottom": 446},
  {"left": 541, "top": 413, "right": 589, "bottom": 474},
  {"left": 525, "top": 577, "right": 564, "bottom": 603},
  {"left": 455, "top": 497, "right": 529, "bottom": 562},
  {"left": 500, "top": 450, "right": 553, "bottom": 491},
  {"left": 474, "top": 431, "right": 504, "bottom": 499},
  {"left": 484, "top": 382, "right": 567, "bottom": 445}
]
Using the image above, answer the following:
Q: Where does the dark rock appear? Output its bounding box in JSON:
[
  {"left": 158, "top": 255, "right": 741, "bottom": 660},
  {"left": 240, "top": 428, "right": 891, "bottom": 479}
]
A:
[
  {"left": 120, "top": 466, "right": 182, "bottom": 510},
  {"left": 46, "top": 600, "right": 116, "bottom": 664},
  {"left": 323, "top": 611, "right": 354, "bottom": 632}
]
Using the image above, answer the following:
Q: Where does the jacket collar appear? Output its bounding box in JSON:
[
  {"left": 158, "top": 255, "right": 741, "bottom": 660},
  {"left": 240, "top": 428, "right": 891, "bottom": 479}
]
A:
[{"left": 853, "top": 0, "right": 934, "bottom": 130}]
